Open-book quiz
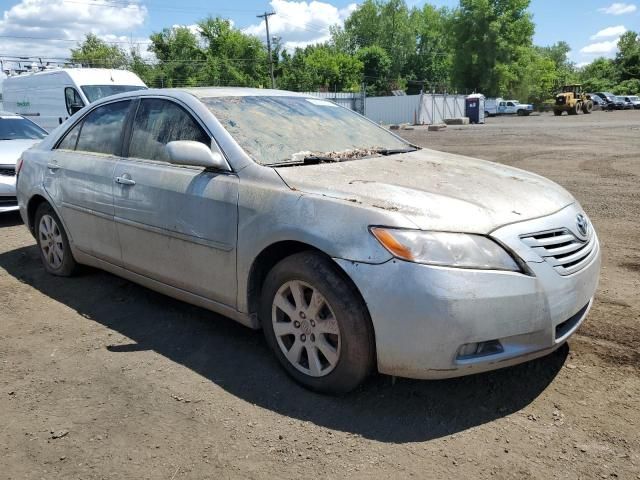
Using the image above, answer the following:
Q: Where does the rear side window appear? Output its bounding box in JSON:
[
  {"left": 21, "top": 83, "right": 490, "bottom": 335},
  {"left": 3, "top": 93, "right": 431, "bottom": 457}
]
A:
[
  {"left": 128, "top": 98, "right": 209, "bottom": 162},
  {"left": 75, "top": 101, "right": 131, "bottom": 156},
  {"left": 65, "top": 87, "right": 85, "bottom": 116},
  {"left": 57, "top": 122, "right": 81, "bottom": 150}
]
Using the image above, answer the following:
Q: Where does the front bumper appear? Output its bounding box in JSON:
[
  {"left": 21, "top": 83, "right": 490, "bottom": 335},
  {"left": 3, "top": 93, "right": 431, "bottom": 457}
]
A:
[
  {"left": 0, "top": 174, "right": 19, "bottom": 213},
  {"left": 335, "top": 205, "right": 601, "bottom": 380}
]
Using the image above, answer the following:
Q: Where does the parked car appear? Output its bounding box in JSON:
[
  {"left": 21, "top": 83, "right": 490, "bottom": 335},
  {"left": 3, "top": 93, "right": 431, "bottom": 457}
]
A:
[
  {"left": 615, "top": 96, "right": 634, "bottom": 110},
  {"left": 587, "top": 93, "right": 607, "bottom": 109},
  {"left": 622, "top": 95, "right": 640, "bottom": 109},
  {"left": 16, "top": 88, "right": 601, "bottom": 393},
  {"left": 2, "top": 68, "right": 147, "bottom": 131},
  {"left": 1, "top": 112, "right": 47, "bottom": 213},
  {"left": 485, "top": 97, "right": 534, "bottom": 116},
  {"left": 593, "top": 92, "right": 616, "bottom": 110}
]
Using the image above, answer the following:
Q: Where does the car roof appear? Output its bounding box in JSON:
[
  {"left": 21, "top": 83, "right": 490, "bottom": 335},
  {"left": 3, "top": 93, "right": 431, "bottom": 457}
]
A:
[{"left": 89, "top": 87, "right": 311, "bottom": 104}]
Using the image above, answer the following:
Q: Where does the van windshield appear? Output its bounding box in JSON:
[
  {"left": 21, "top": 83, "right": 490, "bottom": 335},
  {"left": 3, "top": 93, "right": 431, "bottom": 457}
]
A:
[{"left": 81, "top": 85, "right": 147, "bottom": 103}]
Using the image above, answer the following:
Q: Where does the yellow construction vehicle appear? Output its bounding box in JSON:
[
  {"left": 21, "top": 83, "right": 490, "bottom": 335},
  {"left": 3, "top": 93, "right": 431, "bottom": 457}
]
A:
[{"left": 553, "top": 84, "right": 593, "bottom": 116}]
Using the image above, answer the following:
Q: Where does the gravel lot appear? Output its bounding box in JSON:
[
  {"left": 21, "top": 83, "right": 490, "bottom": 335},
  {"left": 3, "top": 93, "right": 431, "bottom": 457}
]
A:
[{"left": 1, "top": 110, "right": 639, "bottom": 479}]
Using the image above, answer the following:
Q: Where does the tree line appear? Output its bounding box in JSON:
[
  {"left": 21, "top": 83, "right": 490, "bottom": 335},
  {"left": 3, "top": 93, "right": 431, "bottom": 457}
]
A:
[{"left": 69, "top": 0, "right": 640, "bottom": 102}]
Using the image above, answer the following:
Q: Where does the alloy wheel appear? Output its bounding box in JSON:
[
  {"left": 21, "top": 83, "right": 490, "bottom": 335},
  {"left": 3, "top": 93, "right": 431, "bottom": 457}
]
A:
[
  {"left": 39, "top": 214, "right": 64, "bottom": 270},
  {"left": 271, "top": 280, "right": 341, "bottom": 377}
]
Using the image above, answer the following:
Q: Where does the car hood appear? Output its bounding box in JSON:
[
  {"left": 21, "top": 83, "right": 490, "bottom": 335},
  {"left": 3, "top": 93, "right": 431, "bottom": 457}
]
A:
[
  {"left": 0, "top": 139, "right": 41, "bottom": 165},
  {"left": 275, "top": 149, "right": 575, "bottom": 233}
]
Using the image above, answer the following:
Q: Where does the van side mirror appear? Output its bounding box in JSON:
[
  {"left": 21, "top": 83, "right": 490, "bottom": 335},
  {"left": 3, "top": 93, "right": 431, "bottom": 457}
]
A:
[
  {"left": 69, "top": 104, "right": 84, "bottom": 115},
  {"left": 165, "top": 141, "right": 229, "bottom": 171}
]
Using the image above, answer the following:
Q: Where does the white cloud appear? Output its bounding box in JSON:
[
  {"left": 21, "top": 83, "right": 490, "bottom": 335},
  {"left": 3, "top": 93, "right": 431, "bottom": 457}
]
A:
[
  {"left": 0, "top": 0, "right": 148, "bottom": 66},
  {"left": 576, "top": 61, "right": 592, "bottom": 68},
  {"left": 591, "top": 25, "right": 627, "bottom": 39},
  {"left": 598, "top": 2, "right": 637, "bottom": 15},
  {"left": 580, "top": 39, "right": 620, "bottom": 55},
  {"left": 243, "top": 0, "right": 357, "bottom": 51}
]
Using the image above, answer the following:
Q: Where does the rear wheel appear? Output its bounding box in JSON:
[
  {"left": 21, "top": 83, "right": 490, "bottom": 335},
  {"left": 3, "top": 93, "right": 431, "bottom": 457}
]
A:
[
  {"left": 34, "top": 203, "right": 78, "bottom": 276},
  {"left": 260, "top": 252, "right": 375, "bottom": 394}
]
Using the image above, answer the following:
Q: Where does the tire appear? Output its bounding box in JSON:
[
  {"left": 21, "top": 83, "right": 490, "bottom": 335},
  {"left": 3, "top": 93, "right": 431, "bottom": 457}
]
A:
[
  {"left": 553, "top": 109, "right": 562, "bottom": 116},
  {"left": 582, "top": 100, "right": 593, "bottom": 114},
  {"left": 34, "top": 202, "right": 78, "bottom": 276},
  {"left": 568, "top": 103, "right": 579, "bottom": 115},
  {"left": 517, "top": 109, "right": 525, "bottom": 116},
  {"left": 260, "top": 251, "right": 375, "bottom": 394}
]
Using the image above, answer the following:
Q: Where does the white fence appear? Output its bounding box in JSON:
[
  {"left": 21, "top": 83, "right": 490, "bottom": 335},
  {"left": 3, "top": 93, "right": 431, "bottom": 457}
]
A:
[{"left": 363, "top": 93, "right": 467, "bottom": 125}]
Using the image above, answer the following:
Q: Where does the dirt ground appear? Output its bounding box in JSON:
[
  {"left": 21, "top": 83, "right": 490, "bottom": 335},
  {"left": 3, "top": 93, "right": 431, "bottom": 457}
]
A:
[{"left": 1, "top": 110, "right": 639, "bottom": 479}]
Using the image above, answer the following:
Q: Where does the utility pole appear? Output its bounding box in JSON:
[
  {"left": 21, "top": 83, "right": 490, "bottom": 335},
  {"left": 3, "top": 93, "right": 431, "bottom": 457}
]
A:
[{"left": 257, "top": 11, "right": 276, "bottom": 88}]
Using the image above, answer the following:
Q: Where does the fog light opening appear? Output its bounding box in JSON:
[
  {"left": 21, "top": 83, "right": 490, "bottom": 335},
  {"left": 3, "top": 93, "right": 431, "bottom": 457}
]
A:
[{"left": 457, "top": 340, "right": 504, "bottom": 359}]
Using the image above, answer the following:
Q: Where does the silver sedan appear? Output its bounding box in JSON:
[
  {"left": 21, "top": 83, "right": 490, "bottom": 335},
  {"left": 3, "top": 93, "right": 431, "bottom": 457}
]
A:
[
  {"left": 16, "top": 88, "right": 601, "bottom": 393},
  {"left": 1, "top": 112, "right": 47, "bottom": 213}
]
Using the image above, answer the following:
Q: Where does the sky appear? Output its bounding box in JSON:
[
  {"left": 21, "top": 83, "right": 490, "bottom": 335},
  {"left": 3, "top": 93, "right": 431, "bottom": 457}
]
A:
[{"left": 0, "top": 0, "right": 639, "bottom": 68}]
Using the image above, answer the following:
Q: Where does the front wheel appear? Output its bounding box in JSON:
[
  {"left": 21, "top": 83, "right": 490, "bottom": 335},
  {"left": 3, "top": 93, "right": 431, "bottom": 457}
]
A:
[
  {"left": 260, "top": 252, "right": 375, "bottom": 394},
  {"left": 553, "top": 109, "right": 562, "bottom": 116},
  {"left": 34, "top": 202, "right": 78, "bottom": 276},
  {"left": 582, "top": 100, "right": 593, "bottom": 114}
]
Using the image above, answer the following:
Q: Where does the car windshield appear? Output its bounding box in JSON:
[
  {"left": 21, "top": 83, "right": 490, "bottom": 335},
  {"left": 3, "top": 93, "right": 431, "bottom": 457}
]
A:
[
  {"left": 0, "top": 116, "right": 47, "bottom": 140},
  {"left": 203, "top": 95, "right": 410, "bottom": 166},
  {"left": 630, "top": 96, "right": 639, "bottom": 101},
  {"left": 81, "top": 85, "right": 147, "bottom": 103},
  {"left": 616, "top": 96, "right": 625, "bottom": 101}
]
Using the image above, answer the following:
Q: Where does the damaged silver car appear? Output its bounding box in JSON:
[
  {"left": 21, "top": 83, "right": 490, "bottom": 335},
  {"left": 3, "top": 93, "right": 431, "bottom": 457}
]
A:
[{"left": 16, "top": 88, "right": 600, "bottom": 393}]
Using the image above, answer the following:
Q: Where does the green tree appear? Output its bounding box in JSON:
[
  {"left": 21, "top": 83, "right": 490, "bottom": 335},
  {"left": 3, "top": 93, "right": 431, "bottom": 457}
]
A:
[
  {"left": 578, "top": 57, "right": 618, "bottom": 92},
  {"left": 70, "top": 33, "right": 128, "bottom": 68},
  {"left": 450, "top": 0, "right": 535, "bottom": 96},
  {"left": 615, "top": 31, "right": 640, "bottom": 80},
  {"left": 148, "top": 26, "right": 205, "bottom": 87},
  {"left": 405, "top": 4, "right": 452, "bottom": 89},
  {"left": 356, "top": 45, "right": 391, "bottom": 95}
]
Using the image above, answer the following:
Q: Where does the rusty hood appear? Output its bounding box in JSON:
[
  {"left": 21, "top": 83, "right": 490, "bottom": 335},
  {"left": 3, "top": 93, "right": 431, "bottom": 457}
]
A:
[{"left": 275, "top": 148, "right": 575, "bottom": 233}]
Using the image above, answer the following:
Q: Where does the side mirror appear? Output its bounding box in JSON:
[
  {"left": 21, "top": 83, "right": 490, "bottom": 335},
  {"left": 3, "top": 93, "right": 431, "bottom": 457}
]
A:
[
  {"left": 69, "top": 104, "right": 84, "bottom": 115},
  {"left": 165, "top": 140, "right": 229, "bottom": 170}
]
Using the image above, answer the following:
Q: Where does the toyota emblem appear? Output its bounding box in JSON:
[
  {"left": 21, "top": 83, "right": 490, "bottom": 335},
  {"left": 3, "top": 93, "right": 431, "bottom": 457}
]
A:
[{"left": 576, "top": 214, "right": 589, "bottom": 238}]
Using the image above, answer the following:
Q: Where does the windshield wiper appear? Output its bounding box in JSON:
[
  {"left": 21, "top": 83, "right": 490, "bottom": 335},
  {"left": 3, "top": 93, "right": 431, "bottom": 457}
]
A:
[
  {"left": 374, "top": 146, "right": 419, "bottom": 156},
  {"left": 264, "top": 155, "right": 339, "bottom": 167}
]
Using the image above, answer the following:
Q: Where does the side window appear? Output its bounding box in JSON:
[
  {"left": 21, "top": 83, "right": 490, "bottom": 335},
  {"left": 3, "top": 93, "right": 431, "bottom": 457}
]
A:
[
  {"left": 57, "top": 122, "right": 81, "bottom": 150},
  {"left": 75, "top": 101, "right": 131, "bottom": 156},
  {"left": 65, "top": 87, "right": 85, "bottom": 116},
  {"left": 128, "top": 98, "right": 210, "bottom": 162},
  {"left": 499, "top": 102, "right": 505, "bottom": 107},
  {"left": 507, "top": 102, "right": 514, "bottom": 107}
]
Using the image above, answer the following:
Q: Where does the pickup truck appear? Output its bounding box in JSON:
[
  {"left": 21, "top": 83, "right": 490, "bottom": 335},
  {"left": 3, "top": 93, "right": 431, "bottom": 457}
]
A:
[{"left": 485, "top": 98, "right": 534, "bottom": 116}]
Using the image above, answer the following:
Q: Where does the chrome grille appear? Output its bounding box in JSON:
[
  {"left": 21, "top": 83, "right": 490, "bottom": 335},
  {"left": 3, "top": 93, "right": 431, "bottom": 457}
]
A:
[
  {"left": 521, "top": 228, "right": 597, "bottom": 276},
  {"left": 0, "top": 166, "right": 16, "bottom": 177}
]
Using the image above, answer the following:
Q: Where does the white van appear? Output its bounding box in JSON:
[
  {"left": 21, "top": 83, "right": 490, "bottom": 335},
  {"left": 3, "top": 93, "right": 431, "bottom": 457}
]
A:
[{"left": 1, "top": 68, "right": 147, "bottom": 131}]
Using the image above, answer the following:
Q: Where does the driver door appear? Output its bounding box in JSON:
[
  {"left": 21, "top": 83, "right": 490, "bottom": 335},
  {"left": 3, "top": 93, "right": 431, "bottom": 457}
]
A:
[{"left": 113, "top": 97, "right": 239, "bottom": 308}]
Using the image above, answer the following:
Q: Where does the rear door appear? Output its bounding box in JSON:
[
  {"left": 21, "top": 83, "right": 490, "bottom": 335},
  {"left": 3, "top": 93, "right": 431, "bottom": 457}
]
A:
[
  {"left": 112, "top": 97, "right": 239, "bottom": 307},
  {"left": 46, "top": 99, "right": 133, "bottom": 263}
]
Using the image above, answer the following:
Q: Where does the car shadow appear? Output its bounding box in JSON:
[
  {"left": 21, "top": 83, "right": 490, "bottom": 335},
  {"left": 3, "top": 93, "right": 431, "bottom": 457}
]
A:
[
  {"left": 0, "top": 211, "right": 23, "bottom": 227},
  {"left": 0, "top": 244, "right": 567, "bottom": 444}
]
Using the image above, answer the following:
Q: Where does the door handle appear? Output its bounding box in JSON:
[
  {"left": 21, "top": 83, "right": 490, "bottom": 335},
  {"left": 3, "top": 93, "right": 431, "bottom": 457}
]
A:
[
  {"left": 115, "top": 176, "right": 136, "bottom": 186},
  {"left": 46, "top": 162, "right": 61, "bottom": 171}
]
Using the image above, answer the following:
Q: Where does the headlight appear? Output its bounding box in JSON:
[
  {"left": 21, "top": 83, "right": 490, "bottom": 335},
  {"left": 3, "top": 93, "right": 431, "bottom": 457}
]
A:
[{"left": 370, "top": 227, "right": 520, "bottom": 271}]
